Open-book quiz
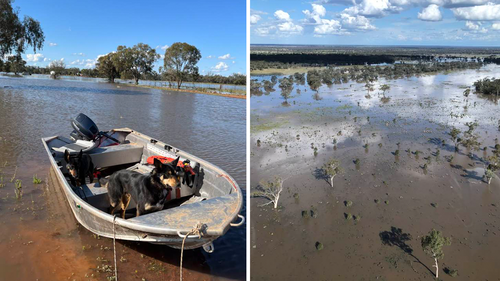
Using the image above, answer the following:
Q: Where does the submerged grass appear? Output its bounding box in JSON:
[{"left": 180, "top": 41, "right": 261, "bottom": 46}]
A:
[{"left": 251, "top": 120, "right": 289, "bottom": 133}]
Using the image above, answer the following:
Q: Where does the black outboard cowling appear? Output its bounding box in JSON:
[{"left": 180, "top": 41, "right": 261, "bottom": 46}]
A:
[{"left": 70, "top": 113, "right": 99, "bottom": 141}]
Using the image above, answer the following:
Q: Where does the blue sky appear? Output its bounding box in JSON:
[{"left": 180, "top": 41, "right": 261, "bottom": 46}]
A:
[
  {"left": 15, "top": 0, "right": 246, "bottom": 76},
  {"left": 251, "top": 0, "right": 500, "bottom": 46}
]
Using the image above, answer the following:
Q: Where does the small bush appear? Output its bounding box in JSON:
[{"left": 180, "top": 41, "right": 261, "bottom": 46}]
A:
[{"left": 33, "top": 175, "right": 42, "bottom": 184}]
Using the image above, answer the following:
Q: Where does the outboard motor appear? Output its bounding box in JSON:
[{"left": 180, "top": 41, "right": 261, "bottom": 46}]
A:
[{"left": 70, "top": 113, "right": 99, "bottom": 141}]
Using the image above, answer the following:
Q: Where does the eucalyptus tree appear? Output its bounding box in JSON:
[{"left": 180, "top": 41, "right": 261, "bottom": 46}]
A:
[
  {"left": 380, "top": 84, "right": 390, "bottom": 97},
  {"left": 114, "top": 43, "right": 159, "bottom": 85},
  {"left": 365, "top": 82, "right": 374, "bottom": 98},
  {"left": 48, "top": 60, "right": 65, "bottom": 79},
  {"left": 307, "top": 70, "right": 322, "bottom": 92},
  {"left": 96, "top": 53, "right": 119, "bottom": 83},
  {"left": 449, "top": 127, "right": 461, "bottom": 152},
  {"left": 0, "top": 0, "right": 44, "bottom": 58},
  {"left": 322, "top": 158, "right": 342, "bottom": 187},
  {"left": 163, "top": 42, "right": 201, "bottom": 89},
  {"left": 421, "top": 229, "right": 451, "bottom": 279},
  {"left": 279, "top": 77, "right": 294, "bottom": 102},
  {"left": 252, "top": 177, "right": 284, "bottom": 209},
  {"left": 8, "top": 55, "right": 25, "bottom": 75}
]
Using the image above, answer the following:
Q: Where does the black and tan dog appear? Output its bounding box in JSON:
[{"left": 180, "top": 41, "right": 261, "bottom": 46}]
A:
[
  {"left": 65, "top": 149, "right": 94, "bottom": 187},
  {"left": 101, "top": 157, "right": 181, "bottom": 218}
]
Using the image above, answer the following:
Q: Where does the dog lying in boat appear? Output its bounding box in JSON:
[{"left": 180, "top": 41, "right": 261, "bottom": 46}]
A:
[
  {"left": 101, "top": 157, "right": 181, "bottom": 218},
  {"left": 65, "top": 149, "right": 94, "bottom": 187}
]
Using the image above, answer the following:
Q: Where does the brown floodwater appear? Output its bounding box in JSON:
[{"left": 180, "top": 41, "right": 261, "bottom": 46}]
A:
[
  {"left": 0, "top": 75, "right": 246, "bottom": 280},
  {"left": 250, "top": 65, "right": 500, "bottom": 280}
]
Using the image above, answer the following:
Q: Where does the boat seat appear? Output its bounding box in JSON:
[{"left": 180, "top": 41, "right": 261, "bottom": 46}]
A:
[
  {"left": 51, "top": 138, "right": 99, "bottom": 154},
  {"left": 89, "top": 143, "right": 144, "bottom": 168}
]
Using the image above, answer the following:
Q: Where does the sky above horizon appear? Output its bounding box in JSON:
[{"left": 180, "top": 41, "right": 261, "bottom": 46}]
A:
[
  {"left": 251, "top": 0, "right": 500, "bottom": 46},
  {"left": 14, "top": 0, "right": 246, "bottom": 76}
]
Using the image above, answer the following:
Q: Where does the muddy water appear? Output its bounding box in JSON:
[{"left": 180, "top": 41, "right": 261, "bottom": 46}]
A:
[
  {"left": 0, "top": 76, "right": 246, "bottom": 280},
  {"left": 250, "top": 65, "right": 500, "bottom": 280}
]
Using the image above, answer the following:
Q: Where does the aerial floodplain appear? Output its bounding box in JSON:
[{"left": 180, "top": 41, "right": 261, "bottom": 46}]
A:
[{"left": 250, "top": 44, "right": 500, "bottom": 280}]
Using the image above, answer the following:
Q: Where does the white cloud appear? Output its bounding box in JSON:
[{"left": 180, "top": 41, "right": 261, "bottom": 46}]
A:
[
  {"left": 418, "top": 4, "right": 442, "bottom": 21},
  {"left": 26, "top": 53, "right": 45, "bottom": 62},
  {"left": 343, "top": 0, "right": 402, "bottom": 18},
  {"left": 72, "top": 52, "right": 85, "bottom": 56},
  {"left": 48, "top": 42, "right": 57, "bottom": 47},
  {"left": 255, "top": 10, "right": 304, "bottom": 37},
  {"left": 278, "top": 21, "right": 304, "bottom": 34},
  {"left": 160, "top": 45, "right": 169, "bottom": 50},
  {"left": 465, "top": 20, "right": 480, "bottom": 29},
  {"left": 303, "top": 4, "right": 327, "bottom": 24},
  {"left": 453, "top": 4, "right": 500, "bottom": 20},
  {"left": 274, "top": 10, "right": 291, "bottom": 21},
  {"left": 492, "top": 22, "right": 500, "bottom": 29},
  {"left": 464, "top": 20, "right": 488, "bottom": 32},
  {"left": 340, "top": 13, "right": 376, "bottom": 30},
  {"left": 218, "top": 53, "right": 232, "bottom": 59},
  {"left": 314, "top": 19, "right": 343, "bottom": 35},
  {"left": 251, "top": 14, "right": 262, "bottom": 24},
  {"left": 232, "top": 61, "right": 236, "bottom": 64},
  {"left": 43, "top": 58, "right": 50, "bottom": 62},
  {"left": 206, "top": 55, "right": 214, "bottom": 59},
  {"left": 70, "top": 59, "right": 84, "bottom": 65},
  {"left": 212, "top": 62, "right": 229, "bottom": 72},
  {"left": 254, "top": 26, "right": 276, "bottom": 36}
]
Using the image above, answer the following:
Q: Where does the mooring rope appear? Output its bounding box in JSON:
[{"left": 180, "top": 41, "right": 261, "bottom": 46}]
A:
[
  {"left": 113, "top": 215, "right": 118, "bottom": 281},
  {"left": 180, "top": 223, "right": 205, "bottom": 281}
]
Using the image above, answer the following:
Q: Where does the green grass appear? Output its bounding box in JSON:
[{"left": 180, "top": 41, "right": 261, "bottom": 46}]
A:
[
  {"left": 33, "top": 174, "right": 42, "bottom": 184},
  {"left": 14, "top": 179, "right": 22, "bottom": 199},
  {"left": 251, "top": 120, "right": 288, "bottom": 133}
]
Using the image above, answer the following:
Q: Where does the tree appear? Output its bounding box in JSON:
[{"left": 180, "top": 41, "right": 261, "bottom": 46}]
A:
[
  {"left": 484, "top": 155, "right": 499, "bottom": 185},
  {"left": 449, "top": 127, "right": 461, "bottom": 152},
  {"left": 365, "top": 82, "right": 374, "bottom": 98},
  {"left": 49, "top": 60, "right": 65, "bottom": 79},
  {"left": 113, "top": 43, "right": 159, "bottom": 85},
  {"left": 8, "top": 54, "right": 25, "bottom": 74},
  {"left": 163, "top": 42, "right": 201, "bottom": 89},
  {"left": 0, "top": 0, "right": 44, "bottom": 58},
  {"left": 380, "top": 84, "right": 390, "bottom": 97},
  {"left": 463, "top": 88, "right": 470, "bottom": 107},
  {"left": 421, "top": 229, "right": 451, "bottom": 279},
  {"left": 322, "top": 158, "right": 342, "bottom": 187},
  {"left": 307, "top": 70, "right": 322, "bottom": 92},
  {"left": 252, "top": 177, "right": 284, "bottom": 209},
  {"left": 96, "top": 53, "right": 119, "bottom": 83},
  {"left": 279, "top": 77, "right": 294, "bottom": 102}
]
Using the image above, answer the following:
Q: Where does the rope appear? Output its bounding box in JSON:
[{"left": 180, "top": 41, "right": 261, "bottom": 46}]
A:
[
  {"left": 180, "top": 223, "right": 205, "bottom": 281},
  {"left": 113, "top": 215, "right": 118, "bottom": 281}
]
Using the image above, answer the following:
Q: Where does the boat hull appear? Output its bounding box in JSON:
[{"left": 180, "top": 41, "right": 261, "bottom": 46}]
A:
[{"left": 42, "top": 129, "right": 243, "bottom": 250}]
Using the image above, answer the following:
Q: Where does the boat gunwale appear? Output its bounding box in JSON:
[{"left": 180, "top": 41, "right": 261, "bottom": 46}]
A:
[{"left": 41, "top": 129, "right": 243, "bottom": 238}]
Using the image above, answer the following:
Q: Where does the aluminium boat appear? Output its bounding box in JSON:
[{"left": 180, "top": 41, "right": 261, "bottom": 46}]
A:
[{"left": 41, "top": 114, "right": 244, "bottom": 252}]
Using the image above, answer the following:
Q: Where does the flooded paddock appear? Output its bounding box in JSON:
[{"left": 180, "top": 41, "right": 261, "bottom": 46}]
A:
[
  {"left": 0, "top": 76, "right": 246, "bottom": 280},
  {"left": 250, "top": 64, "right": 500, "bottom": 280}
]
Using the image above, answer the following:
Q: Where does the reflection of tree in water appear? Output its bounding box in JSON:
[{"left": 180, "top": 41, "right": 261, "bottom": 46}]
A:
[
  {"left": 312, "top": 93, "right": 322, "bottom": 101},
  {"left": 380, "top": 96, "right": 391, "bottom": 104}
]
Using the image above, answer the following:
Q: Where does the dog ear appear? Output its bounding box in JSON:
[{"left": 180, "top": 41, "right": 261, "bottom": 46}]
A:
[
  {"left": 171, "top": 156, "right": 180, "bottom": 168},
  {"left": 153, "top": 158, "right": 163, "bottom": 170},
  {"left": 64, "top": 150, "right": 70, "bottom": 163},
  {"left": 78, "top": 149, "right": 83, "bottom": 159}
]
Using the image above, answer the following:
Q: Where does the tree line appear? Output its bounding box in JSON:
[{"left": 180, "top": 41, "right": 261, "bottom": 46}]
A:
[
  {"left": 0, "top": 1, "right": 245, "bottom": 86},
  {"left": 251, "top": 61, "right": 483, "bottom": 96}
]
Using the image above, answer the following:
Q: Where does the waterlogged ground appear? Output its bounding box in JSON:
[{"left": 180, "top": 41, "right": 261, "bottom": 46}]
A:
[
  {"left": 0, "top": 76, "right": 246, "bottom": 281},
  {"left": 250, "top": 64, "right": 500, "bottom": 280}
]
